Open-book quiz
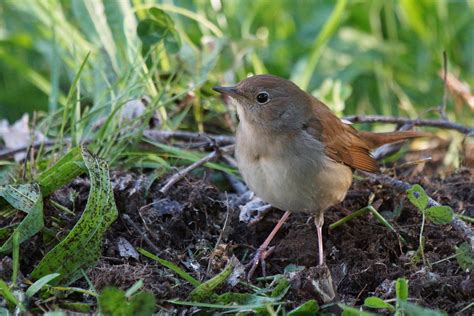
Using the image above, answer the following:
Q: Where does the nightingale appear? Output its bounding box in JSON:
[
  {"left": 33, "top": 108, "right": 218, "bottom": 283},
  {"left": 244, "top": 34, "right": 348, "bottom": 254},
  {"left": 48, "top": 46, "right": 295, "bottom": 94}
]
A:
[{"left": 213, "top": 74, "right": 427, "bottom": 278}]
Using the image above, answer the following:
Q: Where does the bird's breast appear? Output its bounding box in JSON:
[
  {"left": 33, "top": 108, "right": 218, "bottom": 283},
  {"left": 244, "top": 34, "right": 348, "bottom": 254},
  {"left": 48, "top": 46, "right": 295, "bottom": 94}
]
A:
[{"left": 235, "top": 125, "right": 353, "bottom": 213}]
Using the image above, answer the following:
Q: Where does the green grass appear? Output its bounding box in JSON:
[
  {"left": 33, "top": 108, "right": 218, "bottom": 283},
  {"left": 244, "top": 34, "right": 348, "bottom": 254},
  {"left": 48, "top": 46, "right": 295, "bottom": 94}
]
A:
[{"left": 1, "top": 0, "right": 473, "bottom": 123}]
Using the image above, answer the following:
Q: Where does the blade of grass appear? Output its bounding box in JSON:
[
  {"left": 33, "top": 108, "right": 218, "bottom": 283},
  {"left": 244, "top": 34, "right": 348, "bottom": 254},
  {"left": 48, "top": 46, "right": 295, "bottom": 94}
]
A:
[
  {"left": 49, "top": 25, "right": 60, "bottom": 112},
  {"left": 83, "top": 0, "right": 120, "bottom": 73},
  {"left": 0, "top": 279, "right": 21, "bottom": 308},
  {"left": 367, "top": 205, "right": 398, "bottom": 236},
  {"left": 58, "top": 52, "right": 91, "bottom": 148},
  {"left": 457, "top": 214, "right": 474, "bottom": 223},
  {"left": 168, "top": 299, "right": 281, "bottom": 310},
  {"left": 12, "top": 230, "right": 20, "bottom": 286},
  {"left": 329, "top": 206, "right": 370, "bottom": 230},
  {"left": 190, "top": 258, "right": 236, "bottom": 301},
  {"left": 0, "top": 184, "right": 43, "bottom": 253},
  {"left": 50, "top": 285, "right": 98, "bottom": 297},
  {"left": 138, "top": 248, "right": 201, "bottom": 287},
  {"left": 26, "top": 273, "right": 61, "bottom": 298},
  {"left": 125, "top": 280, "right": 144, "bottom": 298},
  {"left": 295, "top": 0, "right": 348, "bottom": 90},
  {"left": 146, "top": 141, "right": 237, "bottom": 175},
  {"left": 135, "top": 3, "right": 223, "bottom": 37},
  {"left": 37, "top": 147, "right": 85, "bottom": 196}
]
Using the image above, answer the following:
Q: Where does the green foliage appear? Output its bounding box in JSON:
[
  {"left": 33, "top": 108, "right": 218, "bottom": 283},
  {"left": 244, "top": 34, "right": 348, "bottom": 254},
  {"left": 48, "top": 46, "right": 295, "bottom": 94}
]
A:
[
  {"left": 395, "top": 277, "right": 409, "bottom": 315},
  {"left": 0, "top": 279, "right": 22, "bottom": 310},
  {"left": 358, "top": 278, "right": 447, "bottom": 315},
  {"left": 364, "top": 296, "right": 395, "bottom": 312},
  {"left": 143, "top": 247, "right": 290, "bottom": 313},
  {"left": 98, "top": 287, "right": 155, "bottom": 316},
  {"left": 43, "top": 312, "right": 67, "bottom": 316},
  {"left": 137, "top": 8, "right": 181, "bottom": 53},
  {"left": 190, "top": 258, "right": 235, "bottom": 301},
  {"left": 293, "top": 0, "right": 348, "bottom": 90},
  {"left": 406, "top": 185, "right": 454, "bottom": 266},
  {"left": 407, "top": 185, "right": 454, "bottom": 225},
  {"left": 0, "top": 146, "right": 87, "bottom": 256},
  {"left": 0, "top": 184, "right": 43, "bottom": 253},
  {"left": 455, "top": 242, "right": 473, "bottom": 270},
  {"left": 396, "top": 278, "right": 409, "bottom": 301},
  {"left": 31, "top": 147, "right": 118, "bottom": 285},
  {"left": 36, "top": 147, "right": 85, "bottom": 197},
  {"left": 399, "top": 301, "right": 447, "bottom": 316},
  {"left": 406, "top": 184, "right": 429, "bottom": 211},
  {"left": 124, "top": 280, "right": 144, "bottom": 298},
  {"left": 1, "top": 0, "right": 473, "bottom": 124},
  {"left": 339, "top": 304, "right": 376, "bottom": 316},
  {"left": 287, "top": 299, "right": 319, "bottom": 315},
  {"left": 406, "top": 185, "right": 454, "bottom": 225},
  {"left": 425, "top": 206, "right": 454, "bottom": 225},
  {"left": 139, "top": 248, "right": 201, "bottom": 287},
  {"left": 25, "top": 273, "right": 60, "bottom": 298}
]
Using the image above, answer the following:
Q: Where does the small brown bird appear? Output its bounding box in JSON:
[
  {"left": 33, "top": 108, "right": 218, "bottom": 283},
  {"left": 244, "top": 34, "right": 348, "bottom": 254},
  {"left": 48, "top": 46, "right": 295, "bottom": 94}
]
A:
[{"left": 214, "top": 74, "right": 427, "bottom": 278}]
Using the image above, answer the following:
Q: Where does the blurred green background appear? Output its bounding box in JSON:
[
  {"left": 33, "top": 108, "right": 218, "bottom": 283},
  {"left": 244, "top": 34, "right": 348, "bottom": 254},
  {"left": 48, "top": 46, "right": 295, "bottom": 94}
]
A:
[{"left": 0, "top": 0, "right": 472, "bottom": 126}]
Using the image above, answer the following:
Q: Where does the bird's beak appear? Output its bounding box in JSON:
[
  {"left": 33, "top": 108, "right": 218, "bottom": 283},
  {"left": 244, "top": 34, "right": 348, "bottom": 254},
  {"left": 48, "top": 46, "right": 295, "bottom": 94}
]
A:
[{"left": 212, "top": 86, "right": 241, "bottom": 97}]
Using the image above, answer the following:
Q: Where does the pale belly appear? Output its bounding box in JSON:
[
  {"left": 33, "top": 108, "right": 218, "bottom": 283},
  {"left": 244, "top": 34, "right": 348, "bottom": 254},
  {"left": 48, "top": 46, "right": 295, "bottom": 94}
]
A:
[{"left": 236, "top": 131, "right": 353, "bottom": 214}]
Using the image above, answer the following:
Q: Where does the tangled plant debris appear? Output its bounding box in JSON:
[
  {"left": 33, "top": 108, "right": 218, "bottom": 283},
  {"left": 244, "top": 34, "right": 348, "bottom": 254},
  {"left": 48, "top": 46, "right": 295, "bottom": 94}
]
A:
[{"left": 2, "top": 145, "right": 471, "bottom": 314}]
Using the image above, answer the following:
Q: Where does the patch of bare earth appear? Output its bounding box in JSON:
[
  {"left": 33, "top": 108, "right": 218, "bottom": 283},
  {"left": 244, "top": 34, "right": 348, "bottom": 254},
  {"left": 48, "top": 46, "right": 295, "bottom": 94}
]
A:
[{"left": 8, "top": 152, "right": 472, "bottom": 313}]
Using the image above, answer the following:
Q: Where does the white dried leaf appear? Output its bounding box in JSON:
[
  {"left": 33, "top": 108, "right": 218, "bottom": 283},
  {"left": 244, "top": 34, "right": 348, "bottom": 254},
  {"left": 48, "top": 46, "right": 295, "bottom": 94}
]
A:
[
  {"left": 0, "top": 114, "right": 46, "bottom": 162},
  {"left": 117, "top": 237, "right": 139, "bottom": 260}
]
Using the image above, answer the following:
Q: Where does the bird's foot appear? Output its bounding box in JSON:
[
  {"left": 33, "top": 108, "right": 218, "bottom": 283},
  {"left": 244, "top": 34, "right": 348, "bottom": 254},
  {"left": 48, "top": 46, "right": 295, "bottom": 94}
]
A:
[
  {"left": 245, "top": 211, "right": 291, "bottom": 280},
  {"left": 311, "top": 264, "right": 336, "bottom": 303},
  {"left": 288, "top": 264, "right": 336, "bottom": 303},
  {"left": 246, "top": 245, "right": 276, "bottom": 280}
]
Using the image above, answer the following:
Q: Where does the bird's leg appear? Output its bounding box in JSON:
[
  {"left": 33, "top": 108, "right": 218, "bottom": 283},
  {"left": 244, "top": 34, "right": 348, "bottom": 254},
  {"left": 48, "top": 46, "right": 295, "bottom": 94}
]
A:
[
  {"left": 312, "top": 212, "right": 336, "bottom": 302},
  {"left": 314, "top": 212, "right": 325, "bottom": 266},
  {"left": 247, "top": 211, "right": 291, "bottom": 280}
]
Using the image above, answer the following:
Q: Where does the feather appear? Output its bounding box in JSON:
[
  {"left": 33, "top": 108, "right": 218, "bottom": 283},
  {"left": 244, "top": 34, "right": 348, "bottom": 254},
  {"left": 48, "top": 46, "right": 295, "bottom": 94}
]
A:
[{"left": 305, "top": 98, "right": 427, "bottom": 173}]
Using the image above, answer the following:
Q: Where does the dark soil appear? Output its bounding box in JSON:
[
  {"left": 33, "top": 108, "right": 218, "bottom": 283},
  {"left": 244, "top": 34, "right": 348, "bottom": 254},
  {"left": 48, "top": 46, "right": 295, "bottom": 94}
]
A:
[{"left": 3, "top": 148, "right": 473, "bottom": 314}]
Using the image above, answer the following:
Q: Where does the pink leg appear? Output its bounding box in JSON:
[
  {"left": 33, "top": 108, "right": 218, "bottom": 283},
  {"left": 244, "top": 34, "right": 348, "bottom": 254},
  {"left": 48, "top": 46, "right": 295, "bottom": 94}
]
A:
[
  {"left": 314, "top": 212, "right": 325, "bottom": 266},
  {"left": 247, "top": 211, "right": 291, "bottom": 279}
]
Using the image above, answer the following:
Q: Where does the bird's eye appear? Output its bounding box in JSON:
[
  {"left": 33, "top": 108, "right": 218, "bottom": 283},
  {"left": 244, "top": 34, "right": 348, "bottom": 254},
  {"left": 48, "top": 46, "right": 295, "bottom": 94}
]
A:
[{"left": 256, "top": 92, "right": 270, "bottom": 104}]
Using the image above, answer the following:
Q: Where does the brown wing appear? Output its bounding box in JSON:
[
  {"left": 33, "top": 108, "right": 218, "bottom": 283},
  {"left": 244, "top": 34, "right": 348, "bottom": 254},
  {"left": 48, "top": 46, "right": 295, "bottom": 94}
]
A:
[{"left": 304, "top": 98, "right": 379, "bottom": 173}]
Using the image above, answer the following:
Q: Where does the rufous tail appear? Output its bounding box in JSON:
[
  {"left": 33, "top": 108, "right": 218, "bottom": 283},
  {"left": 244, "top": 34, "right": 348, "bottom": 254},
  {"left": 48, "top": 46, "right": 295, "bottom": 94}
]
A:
[{"left": 359, "top": 131, "right": 430, "bottom": 149}]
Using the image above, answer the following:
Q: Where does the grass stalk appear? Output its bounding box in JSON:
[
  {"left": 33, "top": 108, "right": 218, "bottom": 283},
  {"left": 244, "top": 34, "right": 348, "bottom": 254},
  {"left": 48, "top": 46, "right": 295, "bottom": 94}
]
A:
[
  {"left": 297, "top": 0, "right": 348, "bottom": 90},
  {"left": 329, "top": 207, "right": 370, "bottom": 230},
  {"left": 12, "top": 230, "right": 20, "bottom": 286},
  {"left": 419, "top": 212, "right": 427, "bottom": 267}
]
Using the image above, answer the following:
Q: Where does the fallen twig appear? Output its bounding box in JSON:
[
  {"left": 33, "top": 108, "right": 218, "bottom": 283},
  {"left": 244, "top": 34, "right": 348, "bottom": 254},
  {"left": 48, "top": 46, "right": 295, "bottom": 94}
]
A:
[
  {"left": 122, "top": 213, "right": 161, "bottom": 254},
  {"left": 159, "top": 144, "right": 235, "bottom": 194},
  {"left": 440, "top": 71, "right": 474, "bottom": 110},
  {"left": 206, "top": 193, "right": 233, "bottom": 276},
  {"left": 361, "top": 171, "right": 474, "bottom": 251},
  {"left": 0, "top": 140, "right": 57, "bottom": 159},
  {"left": 3, "top": 114, "right": 470, "bottom": 160},
  {"left": 144, "top": 130, "right": 235, "bottom": 146},
  {"left": 343, "top": 115, "right": 474, "bottom": 135}
]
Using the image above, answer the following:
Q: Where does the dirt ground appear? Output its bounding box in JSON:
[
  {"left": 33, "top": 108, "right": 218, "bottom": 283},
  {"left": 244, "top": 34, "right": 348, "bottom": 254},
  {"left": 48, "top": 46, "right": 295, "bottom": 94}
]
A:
[{"left": 4, "top": 144, "right": 474, "bottom": 314}]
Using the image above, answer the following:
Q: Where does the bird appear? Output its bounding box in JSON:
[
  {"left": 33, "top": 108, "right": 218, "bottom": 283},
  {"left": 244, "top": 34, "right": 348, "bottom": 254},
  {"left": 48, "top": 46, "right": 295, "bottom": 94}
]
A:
[{"left": 213, "top": 74, "right": 428, "bottom": 278}]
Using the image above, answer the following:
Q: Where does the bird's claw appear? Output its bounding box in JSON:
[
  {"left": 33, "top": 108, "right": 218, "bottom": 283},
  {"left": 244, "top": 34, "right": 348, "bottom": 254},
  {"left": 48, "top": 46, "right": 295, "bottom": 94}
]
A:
[{"left": 246, "top": 245, "right": 275, "bottom": 280}]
